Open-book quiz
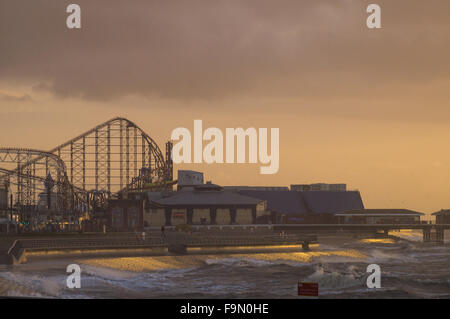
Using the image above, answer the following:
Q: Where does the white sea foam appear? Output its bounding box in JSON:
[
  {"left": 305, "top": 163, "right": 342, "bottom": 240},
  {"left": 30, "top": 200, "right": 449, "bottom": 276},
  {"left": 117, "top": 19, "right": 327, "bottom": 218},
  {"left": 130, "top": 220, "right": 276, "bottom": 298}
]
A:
[
  {"left": 80, "top": 264, "right": 138, "bottom": 281},
  {"left": 391, "top": 230, "right": 423, "bottom": 242},
  {"left": 1, "top": 237, "right": 448, "bottom": 298},
  {"left": 204, "top": 257, "right": 306, "bottom": 268},
  {"left": 0, "top": 271, "right": 64, "bottom": 298},
  {"left": 303, "top": 266, "right": 363, "bottom": 291}
]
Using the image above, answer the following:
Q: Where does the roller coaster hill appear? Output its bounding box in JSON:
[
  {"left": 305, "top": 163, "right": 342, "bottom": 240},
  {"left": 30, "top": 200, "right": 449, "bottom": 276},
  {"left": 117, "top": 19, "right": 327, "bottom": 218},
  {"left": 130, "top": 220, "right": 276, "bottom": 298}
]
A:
[{"left": 0, "top": 117, "right": 174, "bottom": 231}]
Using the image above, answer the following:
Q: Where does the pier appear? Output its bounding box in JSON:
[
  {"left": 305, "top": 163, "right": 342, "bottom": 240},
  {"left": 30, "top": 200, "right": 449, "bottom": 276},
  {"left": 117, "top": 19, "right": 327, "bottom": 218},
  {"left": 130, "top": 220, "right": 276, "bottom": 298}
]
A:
[
  {"left": 0, "top": 229, "right": 316, "bottom": 265},
  {"left": 1, "top": 223, "right": 448, "bottom": 265},
  {"left": 168, "top": 223, "right": 449, "bottom": 243},
  {"left": 271, "top": 224, "right": 450, "bottom": 243}
]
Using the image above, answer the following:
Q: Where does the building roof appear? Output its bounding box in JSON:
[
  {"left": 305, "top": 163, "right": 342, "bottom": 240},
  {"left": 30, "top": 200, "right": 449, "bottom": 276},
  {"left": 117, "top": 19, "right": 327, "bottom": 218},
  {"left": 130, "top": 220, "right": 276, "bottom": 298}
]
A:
[
  {"left": 192, "top": 183, "right": 223, "bottom": 191},
  {"left": 239, "top": 190, "right": 308, "bottom": 215},
  {"left": 224, "top": 186, "right": 289, "bottom": 191},
  {"left": 335, "top": 209, "right": 425, "bottom": 216},
  {"left": 432, "top": 209, "right": 450, "bottom": 216},
  {"left": 150, "top": 188, "right": 263, "bottom": 207},
  {"left": 239, "top": 190, "right": 364, "bottom": 215},
  {"left": 178, "top": 170, "right": 203, "bottom": 174},
  {"left": 301, "top": 191, "right": 364, "bottom": 214},
  {"left": 147, "top": 185, "right": 364, "bottom": 214},
  {"left": 146, "top": 191, "right": 164, "bottom": 201}
]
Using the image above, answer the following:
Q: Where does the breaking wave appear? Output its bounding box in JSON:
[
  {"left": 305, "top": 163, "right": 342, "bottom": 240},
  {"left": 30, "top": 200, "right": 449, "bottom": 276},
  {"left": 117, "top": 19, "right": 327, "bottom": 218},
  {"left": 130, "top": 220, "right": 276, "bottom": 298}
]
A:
[{"left": 1, "top": 235, "right": 449, "bottom": 298}]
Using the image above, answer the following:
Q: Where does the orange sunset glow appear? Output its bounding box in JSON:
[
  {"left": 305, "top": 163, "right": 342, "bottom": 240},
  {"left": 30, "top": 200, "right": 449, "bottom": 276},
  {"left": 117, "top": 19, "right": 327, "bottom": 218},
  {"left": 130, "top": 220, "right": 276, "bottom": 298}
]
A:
[{"left": 1, "top": 0, "right": 449, "bottom": 216}]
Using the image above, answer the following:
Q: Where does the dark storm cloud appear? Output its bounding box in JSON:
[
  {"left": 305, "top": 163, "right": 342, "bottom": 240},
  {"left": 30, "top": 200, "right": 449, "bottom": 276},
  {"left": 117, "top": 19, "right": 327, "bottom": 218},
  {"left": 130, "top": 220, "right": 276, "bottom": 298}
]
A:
[{"left": 0, "top": 0, "right": 450, "bottom": 100}]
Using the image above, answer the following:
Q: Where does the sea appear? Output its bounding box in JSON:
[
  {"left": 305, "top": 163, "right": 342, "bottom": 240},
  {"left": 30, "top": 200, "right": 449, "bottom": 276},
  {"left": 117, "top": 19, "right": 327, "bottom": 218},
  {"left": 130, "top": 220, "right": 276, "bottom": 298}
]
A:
[{"left": 0, "top": 230, "right": 449, "bottom": 299}]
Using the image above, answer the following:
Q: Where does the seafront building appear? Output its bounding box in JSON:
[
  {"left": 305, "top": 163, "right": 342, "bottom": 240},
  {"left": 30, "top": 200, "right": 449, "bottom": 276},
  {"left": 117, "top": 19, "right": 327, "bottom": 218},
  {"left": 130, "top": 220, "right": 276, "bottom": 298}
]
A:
[
  {"left": 432, "top": 210, "right": 450, "bottom": 224},
  {"left": 237, "top": 189, "right": 364, "bottom": 224},
  {"left": 102, "top": 174, "right": 357, "bottom": 230},
  {"left": 291, "top": 183, "right": 347, "bottom": 192},
  {"left": 0, "top": 169, "right": 431, "bottom": 232},
  {"left": 335, "top": 209, "right": 424, "bottom": 224},
  {"left": 98, "top": 175, "right": 367, "bottom": 231},
  {"left": 78, "top": 170, "right": 429, "bottom": 231}
]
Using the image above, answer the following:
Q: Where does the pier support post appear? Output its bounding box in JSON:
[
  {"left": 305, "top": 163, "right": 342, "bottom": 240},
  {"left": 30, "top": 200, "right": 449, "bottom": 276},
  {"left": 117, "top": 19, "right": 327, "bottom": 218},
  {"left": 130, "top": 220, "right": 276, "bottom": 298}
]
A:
[
  {"left": 230, "top": 207, "right": 237, "bottom": 225},
  {"left": 209, "top": 208, "right": 217, "bottom": 225},
  {"left": 164, "top": 208, "right": 172, "bottom": 226},
  {"left": 435, "top": 227, "right": 444, "bottom": 244},
  {"left": 187, "top": 208, "right": 193, "bottom": 225},
  {"left": 168, "top": 244, "right": 187, "bottom": 254},
  {"left": 302, "top": 241, "right": 310, "bottom": 251},
  {"left": 251, "top": 207, "right": 257, "bottom": 224},
  {"left": 423, "top": 228, "right": 431, "bottom": 243}
]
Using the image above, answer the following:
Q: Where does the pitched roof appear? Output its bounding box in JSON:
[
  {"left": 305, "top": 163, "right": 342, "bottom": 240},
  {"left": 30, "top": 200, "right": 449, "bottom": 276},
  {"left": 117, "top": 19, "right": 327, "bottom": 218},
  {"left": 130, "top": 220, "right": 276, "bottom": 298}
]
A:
[
  {"left": 151, "top": 189, "right": 263, "bottom": 207},
  {"left": 224, "top": 186, "right": 289, "bottom": 191},
  {"left": 239, "top": 190, "right": 365, "bottom": 215},
  {"left": 336, "top": 209, "right": 424, "bottom": 216},
  {"left": 432, "top": 209, "right": 450, "bottom": 216},
  {"left": 147, "top": 187, "right": 364, "bottom": 214},
  {"left": 301, "top": 191, "right": 364, "bottom": 214},
  {"left": 239, "top": 190, "right": 308, "bottom": 215},
  {"left": 147, "top": 192, "right": 163, "bottom": 201}
]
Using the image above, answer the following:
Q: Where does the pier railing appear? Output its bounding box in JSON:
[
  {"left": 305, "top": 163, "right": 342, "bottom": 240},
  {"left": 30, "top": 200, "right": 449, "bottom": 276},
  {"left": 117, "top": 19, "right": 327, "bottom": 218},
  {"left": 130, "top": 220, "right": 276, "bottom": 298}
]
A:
[
  {"left": 3, "top": 223, "right": 447, "bottom": 264},
  {"left": 166, "top": 233, "right": 315, "bottom": 247},
  {"left": 11, "top": 233, "right": 313, "bottom": 250},
  {"left": 3, "top": 231, "right": 316, "bottom": 264}
]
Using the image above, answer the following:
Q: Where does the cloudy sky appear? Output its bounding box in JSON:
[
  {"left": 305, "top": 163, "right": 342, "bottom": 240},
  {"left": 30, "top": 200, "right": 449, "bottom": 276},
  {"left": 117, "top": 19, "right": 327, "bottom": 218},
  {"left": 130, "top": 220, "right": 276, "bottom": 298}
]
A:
[{"left": 0, "top": 0, "right": 449, "bottom": 214}]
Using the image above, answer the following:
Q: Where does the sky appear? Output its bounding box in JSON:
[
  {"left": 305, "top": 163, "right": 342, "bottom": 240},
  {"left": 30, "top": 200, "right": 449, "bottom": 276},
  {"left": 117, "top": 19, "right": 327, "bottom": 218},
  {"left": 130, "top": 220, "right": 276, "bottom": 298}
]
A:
[{"left": 0, "top": 0, "right": 449, "bottom": 215}]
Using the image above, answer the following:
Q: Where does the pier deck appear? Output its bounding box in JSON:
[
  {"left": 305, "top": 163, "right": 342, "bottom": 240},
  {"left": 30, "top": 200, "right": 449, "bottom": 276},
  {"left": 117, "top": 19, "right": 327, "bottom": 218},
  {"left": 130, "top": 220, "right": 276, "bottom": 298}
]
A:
[
  {"left": 1, "top": 231, "right": 316, "bottom": 264},
  {"left": 1, "top": 223, "right": 448, "bottom": 265}
]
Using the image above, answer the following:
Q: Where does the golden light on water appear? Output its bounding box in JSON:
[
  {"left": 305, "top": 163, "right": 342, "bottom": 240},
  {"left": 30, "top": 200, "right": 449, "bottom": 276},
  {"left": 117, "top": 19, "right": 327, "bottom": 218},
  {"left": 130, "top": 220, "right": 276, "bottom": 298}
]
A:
[
  {"left": 360, "top": 238, "right": 395, "bottom": 244},
  {"left": 79, "top": 248, "right": 367, "bottom": 272}
]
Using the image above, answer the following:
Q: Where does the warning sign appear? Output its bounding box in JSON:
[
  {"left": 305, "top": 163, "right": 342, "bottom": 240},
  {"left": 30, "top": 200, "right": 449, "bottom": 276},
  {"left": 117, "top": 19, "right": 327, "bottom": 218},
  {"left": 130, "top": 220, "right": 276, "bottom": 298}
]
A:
[{"left": 298, "top": 282, "right": 319, "bottom": 297}]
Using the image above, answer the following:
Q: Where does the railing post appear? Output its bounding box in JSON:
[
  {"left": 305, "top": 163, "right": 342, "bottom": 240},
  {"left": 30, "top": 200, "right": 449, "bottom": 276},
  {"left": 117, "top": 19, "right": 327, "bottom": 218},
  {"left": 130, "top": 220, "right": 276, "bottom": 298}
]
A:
[
  {"left": 423, "top": 228, "right": 431, "bottom": 242},
  {"left": 436, "top": 227, "right": 444, "bottom": 244}
]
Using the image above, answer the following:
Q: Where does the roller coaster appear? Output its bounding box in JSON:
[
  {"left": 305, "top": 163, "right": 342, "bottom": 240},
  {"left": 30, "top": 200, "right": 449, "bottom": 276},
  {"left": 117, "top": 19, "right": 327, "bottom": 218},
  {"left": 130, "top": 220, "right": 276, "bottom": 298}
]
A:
[{"left": 0, "top": 117, "right": 174, "bottom": 217}]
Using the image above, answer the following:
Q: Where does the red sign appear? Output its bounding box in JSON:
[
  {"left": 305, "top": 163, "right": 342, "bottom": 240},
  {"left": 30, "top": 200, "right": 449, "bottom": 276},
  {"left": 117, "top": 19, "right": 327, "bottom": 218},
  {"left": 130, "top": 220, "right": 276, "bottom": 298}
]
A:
[
  {"left": 298, "top": 282, "right": 319, "bottom": 297},
  {"left": 173, "top": 212, "right": 185, "bottom": 219}
]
